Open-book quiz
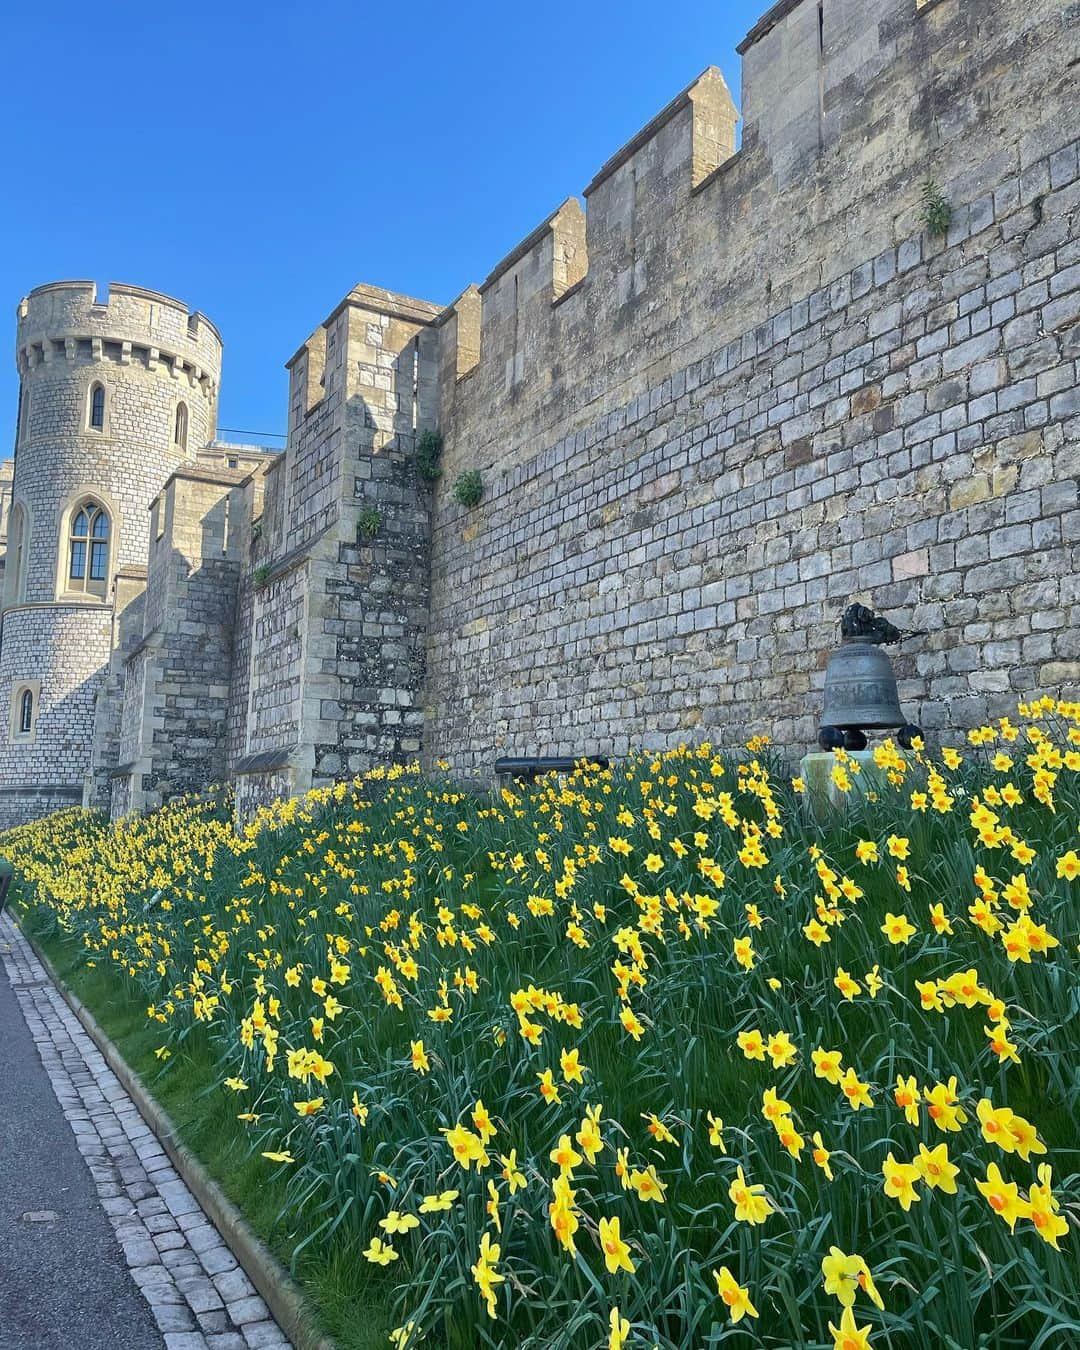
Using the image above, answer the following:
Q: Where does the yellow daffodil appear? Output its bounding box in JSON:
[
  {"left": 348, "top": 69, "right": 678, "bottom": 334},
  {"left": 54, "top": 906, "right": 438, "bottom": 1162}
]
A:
[
  {"left": 629, "top": 1165, "right": 667, "bottom": 1204},
  {"left": 913, "top": 1142, "right": 958, "bottom": 1194},
  {"left": 821, "top": 1247, "right": 884, "bottom": 1309},
  {"left": 379, "top": 1210, "right": 419, "bottom": 1235},
  {"left": 882, "top": 1152, "right": 921, "bottom": 1210},
  {"left": 881, "top": 912, "right": 916, "bottom": 945},
  {"left": 537, "top": 1068, "right": 562, "bottom": 1105},
  {"left": 924, "top": 1078, "right": 967, "bottom": 1132},
  {"left": 576, "top": 1105, "right": 604, "bottom": 1164},
  {"left": 811, "top": 1132, "right": 834, "bottom": 1180},
  {"left": 598, "top": 1216, "right": 636, "bottom": 1274},
  {"left": 713, "top": 1266, "right": 758, "bottom": 1322},
  {"left": 363, "top": 1236, "right": 398, "bottom": 1266},
  {"left": 976, "top": 1163, "right": 1031, "bottom": 1231},
  {"left": 470, "top": 1231, "right": 503, "bottom": 1318},
  {"left": 894, "top": 1075, "right": 920, "bottom": 1125},
  {"left": 1028, "top": 1165, "right": 1069, "bottom": 1248},
  {"left": 828, "top": 1305, "right": 874, "bottom": 1350},
  {"left": 560, "top": 1046, "right": 585, "bottom": 1084},
  {"left": 766, "top": 1030, "right": 798, "bottom": 1069},
  {"left": 419, "top": 1189, "right": 459, "bottom": 1213},
  {"left": 549, "top": 1134, "right": 582, "bottom": 1177},
  {"left": 839, "top": 1067, "right": 873, "bottom": 1111},
  {"left": 608, "top": 1306, "right": 630, "bottom": 1350},
  {"left": 737, "top": 1028, "right": 766, "bottom": 1061},
  {"left": 729, "top": 1166, "right": 774, "bottom": 1225},
  {"left": 812, "top": 1047, "right": 844, "bottom": 1084}
]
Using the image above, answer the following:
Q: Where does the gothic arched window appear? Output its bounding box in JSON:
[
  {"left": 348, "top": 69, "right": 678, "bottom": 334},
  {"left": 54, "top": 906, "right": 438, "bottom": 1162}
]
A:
[
  {"left": 174, "top": 401, "right": 188, "bottom": 450},
  {"left": 89, "top": 382, "right": 106, "bottom": 431},
  {"left": 10, "top": 681, "right": 38, "bottom": 741},
  {"left": 67, "top": 500, "right": 111, "bottom": 598},
  {"left": 3, "top": 502, "right": 27, "bottom": 607}
]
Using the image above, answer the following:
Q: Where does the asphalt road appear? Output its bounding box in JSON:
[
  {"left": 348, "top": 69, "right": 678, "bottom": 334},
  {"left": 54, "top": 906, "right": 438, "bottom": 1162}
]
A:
[{"left": 0, "top": 959, "right": 163, "bottom": 1350}]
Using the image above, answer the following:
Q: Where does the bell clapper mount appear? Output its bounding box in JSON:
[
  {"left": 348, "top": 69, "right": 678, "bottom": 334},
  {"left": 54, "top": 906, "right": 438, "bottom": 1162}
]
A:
[{"left": 818, "top": 604, "right": 924, "bottom": 754}]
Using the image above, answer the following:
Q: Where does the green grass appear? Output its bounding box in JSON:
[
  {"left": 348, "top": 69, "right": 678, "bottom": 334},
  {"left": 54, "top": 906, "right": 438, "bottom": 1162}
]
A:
[
  {"left": 21, "top": 913, "right": 397, "bottom": 1350},
  {"left": 4, "top": 732, "right": 1080, "bottom": 1349}
]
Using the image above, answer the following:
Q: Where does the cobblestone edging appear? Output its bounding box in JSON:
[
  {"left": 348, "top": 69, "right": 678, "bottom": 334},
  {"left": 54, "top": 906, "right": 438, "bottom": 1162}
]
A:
[{"left": 0, "top": 913, "right": 321, "bottom": 1350}]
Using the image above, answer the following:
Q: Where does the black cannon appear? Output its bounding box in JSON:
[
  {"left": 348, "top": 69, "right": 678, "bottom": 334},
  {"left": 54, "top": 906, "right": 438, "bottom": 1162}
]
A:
[{"left": 494, "top": 755, "right": 610, "bottom": 784}]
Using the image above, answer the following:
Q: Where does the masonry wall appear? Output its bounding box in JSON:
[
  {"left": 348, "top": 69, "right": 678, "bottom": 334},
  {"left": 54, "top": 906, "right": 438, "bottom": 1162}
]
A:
[
  {"left": 308, "top": 296, "right": 439, "bottom": 781},
  {"left": 11, "top": 283, "right": 219, "bottom": 598},
  {"left": 109, "top": 470, "right": 245, "bottom": 814},
  {"left": 0, "top": 281, "right": 222, "bottom": 827},
  {"left": 227, "top": 287, "right": 439, "bottom": 812},
  {"left": 423, "top": 0, "right": 1080, "bottom": 774},
  {"left": 86, "top": 568, "right": 147, "bottom": 811},
  {"left": 7, "top": 0, "right": 1079, "bottom": 829},
  {"left": 0, "top": 606, "right": 113, "bottom": 829}
]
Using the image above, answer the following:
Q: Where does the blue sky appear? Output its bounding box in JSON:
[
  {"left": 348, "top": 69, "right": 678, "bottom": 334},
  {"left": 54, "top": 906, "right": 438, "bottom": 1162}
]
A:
[{"left": 1, "top": 0, "right": 764, "bottom": 455}]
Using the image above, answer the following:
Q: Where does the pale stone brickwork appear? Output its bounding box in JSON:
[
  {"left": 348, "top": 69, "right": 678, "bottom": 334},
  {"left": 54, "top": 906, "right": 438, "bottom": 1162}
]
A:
[
  {"left": 0, "top": 606, "right": 113, "bottom": 829},
  {"left": 423, "top": 0, "right": 1080, "bottom": 774},
  {"left": 0, "top": 282, "right": 222, "bottom": 827},
  {"left": 2, "top": 0, "right": 1079, "bottom": 827},
  {"left": 226, "top": 286, "right": 439, "bottom": 809},
  {"left": 86, "top": 568, "right": 148, "bottom": 811},
  {"left": 108, "top": 468, "right": 247, "bottom": 815}
]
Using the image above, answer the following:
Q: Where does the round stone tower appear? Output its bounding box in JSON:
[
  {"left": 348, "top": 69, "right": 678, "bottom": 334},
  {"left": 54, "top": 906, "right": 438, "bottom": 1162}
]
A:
[{"left": 0, "top": 281, "right": 223, "bottom": 829}]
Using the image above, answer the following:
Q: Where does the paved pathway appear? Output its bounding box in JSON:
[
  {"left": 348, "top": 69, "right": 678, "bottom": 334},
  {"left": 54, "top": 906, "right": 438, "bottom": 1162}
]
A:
[{"left": 0, "top": 914, "right": 292, "bottom": 1350}]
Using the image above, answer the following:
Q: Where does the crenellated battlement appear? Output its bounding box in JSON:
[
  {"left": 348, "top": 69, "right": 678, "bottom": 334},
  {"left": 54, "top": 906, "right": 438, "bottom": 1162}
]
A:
[
  {"left": 434, "top": 65, "right": 738, "bottom": 399},
  {"left": 16, "top": 280, "right": 222, "bottom": 395},
  {"left": 5, "top": 0, "right": 1078, "bottom": 833},
  {"left": 423, "top": 0, "right": 1069, "bottom": 490},
  {"left": 419, "top": 0, "right": 1080, "bottom": 777}
]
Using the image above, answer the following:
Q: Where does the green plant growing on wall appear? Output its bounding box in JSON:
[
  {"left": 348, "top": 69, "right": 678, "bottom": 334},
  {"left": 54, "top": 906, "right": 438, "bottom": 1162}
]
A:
[
  {"left": 453, "top": 470, "right": 484, "bottom": 508},
  {"left": 252, "top": 563, "right": 271, "bottom": 585},
  {"left": 357, "top": 505, "right": 382, "bottom": 539},
  {"left": 417, "top": 429, "right": 443, "bottom": 481},
  {"left": 921, "top": 180, "right": 952, "bottom": 238}
]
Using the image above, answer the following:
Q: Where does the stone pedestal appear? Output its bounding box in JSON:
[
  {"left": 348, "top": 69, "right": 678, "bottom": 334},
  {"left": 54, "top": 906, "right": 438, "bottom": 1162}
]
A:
[{"left": 800, "top": 750, "right": 897, "bottom": 814}]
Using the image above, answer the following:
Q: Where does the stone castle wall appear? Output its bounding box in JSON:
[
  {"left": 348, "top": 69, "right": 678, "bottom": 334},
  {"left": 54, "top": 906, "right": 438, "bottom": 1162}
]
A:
[
  {"left": 0, "top": 605, "right": 112, "bottom": 830},
  {"left": 422, "top": 0, "right": 1080, "bottom": 773},
  {"left": 11, "top": 283, "right": 219, "bottom": 594},
  {"left": 0, "top": 282, "right": 222, "bottom": 827},
  {"left": 3, "top": 0, "right": 1079, "bottom": 827},
  {"left": 109, "top": 468, "right": 246, "bottom": 815},
  {"left": 225, "top": 287, "right": 439, "bottom": 808}
]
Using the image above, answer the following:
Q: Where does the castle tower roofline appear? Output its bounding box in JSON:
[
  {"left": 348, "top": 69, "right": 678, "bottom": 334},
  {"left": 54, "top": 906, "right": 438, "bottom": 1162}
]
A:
[
  {"left": 340, "top": 283, "right": 442, "bottom": 325},
  {"left": 153, "top": 464, "right": 251, "bottom": 501},
  {"left": 17, "top": 279, "right": 223, "bottom": 382},
  {"left": 21, "top": 280, "right": 221, "bottom": 341}
]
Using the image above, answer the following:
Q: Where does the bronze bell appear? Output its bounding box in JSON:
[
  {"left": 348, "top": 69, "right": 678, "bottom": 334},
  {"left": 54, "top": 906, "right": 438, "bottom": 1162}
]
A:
[{"left": 819, "top": 604, "right": 922, "bottom": 752}]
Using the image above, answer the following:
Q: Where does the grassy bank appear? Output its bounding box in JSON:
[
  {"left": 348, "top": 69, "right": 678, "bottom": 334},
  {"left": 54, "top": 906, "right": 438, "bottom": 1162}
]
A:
[
  {"left": 19, "top": 917, "right": 395, "bottom": 1349},
  {"left": 2, "top": 710, "right": 1079, "bottom": 1349}
]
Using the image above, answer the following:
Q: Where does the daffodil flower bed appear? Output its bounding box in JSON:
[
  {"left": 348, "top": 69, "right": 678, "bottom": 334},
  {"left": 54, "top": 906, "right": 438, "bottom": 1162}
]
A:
[{"left": 3, "top": 700, "right": 1079, "bottom": 1349}]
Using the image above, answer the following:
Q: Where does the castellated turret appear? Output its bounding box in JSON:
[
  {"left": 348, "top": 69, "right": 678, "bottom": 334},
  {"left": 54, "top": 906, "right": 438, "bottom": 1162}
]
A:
[{"left": 0, "top": 280, "right": 222, "bottom": 828}]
